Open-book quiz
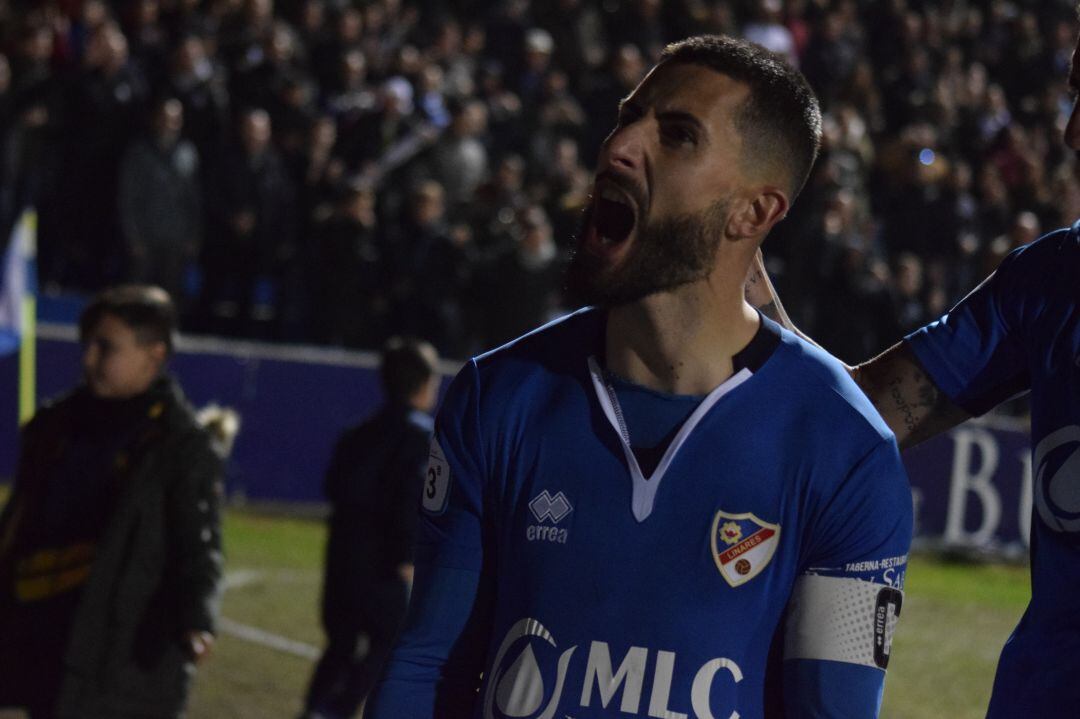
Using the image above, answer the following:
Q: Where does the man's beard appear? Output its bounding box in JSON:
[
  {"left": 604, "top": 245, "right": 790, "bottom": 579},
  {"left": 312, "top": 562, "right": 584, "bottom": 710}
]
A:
[{"left": 565, "top": 199, "right": 730, "bottom": 308}]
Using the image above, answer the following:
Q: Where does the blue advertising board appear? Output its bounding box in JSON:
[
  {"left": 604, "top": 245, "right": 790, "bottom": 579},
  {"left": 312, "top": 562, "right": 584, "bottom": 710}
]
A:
[
  {"left": 0, "top": 325, "right": 1035, "bottom": 555},
  {"left": 0, "top": 324, "right": 415, "bottom": 503},
  {"left": 904, "top": 418, "right": 1032, "bottom": 556}
]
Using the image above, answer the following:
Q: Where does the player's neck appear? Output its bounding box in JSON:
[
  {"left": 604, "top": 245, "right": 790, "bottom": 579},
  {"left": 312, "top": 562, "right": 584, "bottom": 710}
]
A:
[{"left": 605, "top": 281, "right": 760, "bottom": 396}]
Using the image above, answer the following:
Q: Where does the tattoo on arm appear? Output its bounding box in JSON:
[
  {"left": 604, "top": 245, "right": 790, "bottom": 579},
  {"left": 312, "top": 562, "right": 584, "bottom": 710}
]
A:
[{"left": 858, "top": 345, "right": 969, "bottom": 448}]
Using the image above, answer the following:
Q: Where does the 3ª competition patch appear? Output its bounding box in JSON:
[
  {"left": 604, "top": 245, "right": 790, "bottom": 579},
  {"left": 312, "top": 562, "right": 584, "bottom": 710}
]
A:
[
  {"left": 710, "top": 510, "right": 780, "bottom": 587},
  {"left": 422, "top": 437, "right": 451, "bottom": 515}
]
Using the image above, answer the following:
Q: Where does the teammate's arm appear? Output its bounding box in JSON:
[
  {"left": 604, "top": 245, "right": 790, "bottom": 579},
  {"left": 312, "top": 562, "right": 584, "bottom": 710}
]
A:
[
  {"left": 850, "top": 343, "right": 970, "bottom": 449},
  {"left": 745, "top": 250, "right": 971, "bottom": 448}
]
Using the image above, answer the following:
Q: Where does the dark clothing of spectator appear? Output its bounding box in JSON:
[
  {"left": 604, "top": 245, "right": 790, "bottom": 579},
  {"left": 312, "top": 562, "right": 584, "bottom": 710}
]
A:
[
  {"left": 312, "top": 213, "right": 387, "bottom": 347},
  {"left": 168, "top": 61, "right": 231, "bottom": 160},
  {"left": 202, "top": 144, "right": 298, "bottom": 337},
  {"left": 341, "top": 107, "right": 420, "bottom": 172},
  {"left": 428, "top": 132, "right": 489, "bottom": 209},
  {"left": 0, "top": 377, "right": 223, "bottom": 719},
  {"left": 304, "top": 403, "right": 432, "bottom": 718},
  {"left": 814, "top": 253, "right": 902, "bottom": 365},
  {"left": 477, "top": 244, "right": 563, "bottom": 349},
  {"left": 56, "top": 63, "right": 149, "bottom": 289},
  {"left": 118, "top": 135, "right": 203, "bottom": 304},
  {"left": 386, "top": 221, "right": 472, "bottom": 357}
]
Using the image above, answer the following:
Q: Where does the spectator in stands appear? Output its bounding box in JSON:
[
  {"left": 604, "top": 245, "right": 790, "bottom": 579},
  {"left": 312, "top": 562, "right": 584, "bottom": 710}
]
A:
[
  {"left": 295, "top": 114, "right": 346, "bottom": 231},
  {"left": 426, "top": 98, "right": 489, "bottom": 211},
  {"left": 535, "top": 0, "right": 607, "bottom": 81},
  {"left": 341, "top": 75, "right": 418, "bottom": 173},
  {"left": 476, "top": 205, "right": 563, "bottom": 348},
  {"left": 323, "top": 48, "right": 375, "bottom": 129},
  {"left": 742, "top": 0, "right": 797, "bottom": 64},
  {"left": 385, "top": 180, "right": 472, "bottom": 356},
  {"left": 312, "top": 182, "right": 386, "bottom": 348},
  {"left": 581, "top": 43, "right": 645, "bottom": 161},
  {"left": 166, "top": 34, "right": 230, "bottom": 160},
  {"left": 0, "top": 0, "right": 1076, "bottom": 371},
  {"left": 0, "top": 285, "right": 223, "bottom": 719},
  {"left": 469, "top": 152, "right": 528, "bottom": 257},
  {"left": 118, "top": 97, "right": 203, "bottom": 308},
  {"left": 301, "top": 337, "right": 440, "bottom": 719},
  {"left": 202, "top": 107, "right": 297, "bottom": 338},
  {"left": 124, "top": 0, "right": 170, "bottom": 87},
  {"left": 60, "top": 21, "right": 149, "bottom": 290}
]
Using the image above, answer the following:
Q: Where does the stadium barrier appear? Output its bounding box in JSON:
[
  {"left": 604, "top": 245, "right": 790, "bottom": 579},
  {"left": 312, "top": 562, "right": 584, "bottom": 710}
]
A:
[{"left": 0, "top": 325, "right": 1032, "bottom": 557}]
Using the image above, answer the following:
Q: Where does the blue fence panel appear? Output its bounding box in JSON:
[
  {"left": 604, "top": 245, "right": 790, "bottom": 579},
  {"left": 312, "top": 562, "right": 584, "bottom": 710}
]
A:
[
  {"left": 0, "top": 326, "right": 396, "bottom": 504},
  {"left": 0, "top": 326, "right": 1035, "bottom": 556}
]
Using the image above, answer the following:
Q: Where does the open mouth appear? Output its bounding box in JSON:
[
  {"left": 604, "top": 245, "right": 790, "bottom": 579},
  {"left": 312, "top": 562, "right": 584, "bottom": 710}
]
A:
[{"left": 586, "top": 186, "right": 637, "bottom": 257}]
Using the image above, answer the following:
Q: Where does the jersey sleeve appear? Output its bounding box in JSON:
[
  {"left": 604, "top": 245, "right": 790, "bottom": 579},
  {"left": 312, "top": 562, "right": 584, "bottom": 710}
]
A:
[
  {"left": 904, "top": 247, "right": 1031, "bottom": 416},
  {"left": 782, "top": 436, "right": 912, "bottom": 718},
  {"left": 366, "top": 360, "right": 494, "bottom": 717}
]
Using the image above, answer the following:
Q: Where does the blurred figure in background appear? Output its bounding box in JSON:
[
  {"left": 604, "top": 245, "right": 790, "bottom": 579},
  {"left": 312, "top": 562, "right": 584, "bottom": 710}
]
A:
[
  {"left": 312, "top": 182, "right": 386, "bottom": 348},
  {"left": 118, "top": 96, "right": 203, "bottom": 309},
  {"left": 202, "top": 107, "right": 298, "bottom": 338},
  {"left": 302, "top": 337, "right": 440, "bottom": 719},
  {"left": 476, "top": 204, "right": 563, "bottom": 348},
  {"left": 0, "top": 285, "right": 223, "bottom": 719}
]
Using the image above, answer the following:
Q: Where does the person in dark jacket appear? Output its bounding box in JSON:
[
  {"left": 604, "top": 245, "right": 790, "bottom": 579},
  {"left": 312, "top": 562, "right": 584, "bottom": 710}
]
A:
[
  {"left": 301, "top": 337, "right": 440, "bottom": 719},
  {"left": 118, "top": 97, "right": 203, "bottom": 305},
  {"left": 0, "top": 285, "right": 224, "bottom": 719}
]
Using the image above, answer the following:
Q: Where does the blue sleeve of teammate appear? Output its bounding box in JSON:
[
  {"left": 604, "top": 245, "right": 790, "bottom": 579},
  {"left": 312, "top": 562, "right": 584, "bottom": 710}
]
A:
[
  {"left": 905, "top": 246, "right": 1031, "bottom": 416},
  {"left": 366, "top": 361, "right": 493, "bottom": 717},
  {"left": 782, "top": 437, "right": 912, "bottom": 718}
]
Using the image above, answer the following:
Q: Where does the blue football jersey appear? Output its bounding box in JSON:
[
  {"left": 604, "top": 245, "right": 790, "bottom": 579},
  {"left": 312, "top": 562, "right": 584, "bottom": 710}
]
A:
[
  {"left": 906, "top": 222, "right": 1080, "bottom": 717},
  {"left": 369, "top": 310, "right": 912, "bottom": 719}
]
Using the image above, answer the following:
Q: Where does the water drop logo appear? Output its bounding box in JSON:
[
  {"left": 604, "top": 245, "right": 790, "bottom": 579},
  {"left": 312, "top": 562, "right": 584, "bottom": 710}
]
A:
[
  {"left": 484, "top": 618, "right": 577, "bottom": 719},
  {"left": 1034, "top": 426, "right": 1080, "bottom": 532}
]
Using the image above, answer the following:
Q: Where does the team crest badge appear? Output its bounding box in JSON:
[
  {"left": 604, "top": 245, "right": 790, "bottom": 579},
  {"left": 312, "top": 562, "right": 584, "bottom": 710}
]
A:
[{"left": 710, "top": 510, "right": 780, "bottom": 587}]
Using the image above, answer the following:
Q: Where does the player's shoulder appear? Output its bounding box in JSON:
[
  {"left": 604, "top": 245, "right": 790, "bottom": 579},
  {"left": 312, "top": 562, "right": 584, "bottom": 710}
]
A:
[
  {"left": 999, "top": 222, "right": 1080, "bottom": 274},
  {"left": 472, "top": 306, "right": 603, "bottom": 379},
  {"left": 770, "top": 328, "right": 895, "bottom": 446},
  {"left": 436, "top": 308, "right": 600, "bottom": 422}
]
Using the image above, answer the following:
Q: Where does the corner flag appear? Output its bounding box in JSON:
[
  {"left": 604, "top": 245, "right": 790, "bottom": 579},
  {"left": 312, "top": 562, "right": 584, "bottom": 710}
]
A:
[{"left": 0, "top": 209, "right": 38, "bottom": 424}]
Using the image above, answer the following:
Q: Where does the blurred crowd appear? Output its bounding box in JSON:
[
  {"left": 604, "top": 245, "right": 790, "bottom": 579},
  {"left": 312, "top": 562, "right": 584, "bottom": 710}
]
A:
[{"left": 0, "top": 0, "right": 1076, "bottom": 362}]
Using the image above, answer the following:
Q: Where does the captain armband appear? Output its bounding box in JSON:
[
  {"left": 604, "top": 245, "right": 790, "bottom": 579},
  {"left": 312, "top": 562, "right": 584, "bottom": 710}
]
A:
[{"left": 784, "top": 575, "right": 904, "bottom": 670}]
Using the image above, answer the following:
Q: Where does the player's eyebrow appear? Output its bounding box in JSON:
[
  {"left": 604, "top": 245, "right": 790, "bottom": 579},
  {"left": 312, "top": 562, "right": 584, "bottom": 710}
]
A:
[
  {"left": 656, "top": 110, "right": 708, "bottom": 140},
  {"left": 656, "top": 110, "right": 704, "bottom": 129}
]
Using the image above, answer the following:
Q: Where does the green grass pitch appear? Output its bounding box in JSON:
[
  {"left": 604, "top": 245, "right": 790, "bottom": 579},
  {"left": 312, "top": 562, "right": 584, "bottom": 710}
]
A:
[{"left": 184, "top": 509, "right": 1030, "bottom": 718}]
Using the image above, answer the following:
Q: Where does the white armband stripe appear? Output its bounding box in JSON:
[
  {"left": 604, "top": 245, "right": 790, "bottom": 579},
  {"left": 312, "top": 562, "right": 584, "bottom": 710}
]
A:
[{"left": 784, "top": 574, "right": 903, "bottom": 670}]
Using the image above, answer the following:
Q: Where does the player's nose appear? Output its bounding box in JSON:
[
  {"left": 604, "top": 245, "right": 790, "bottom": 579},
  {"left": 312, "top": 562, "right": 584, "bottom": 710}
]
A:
[{"left": 599, "top": 120, "right": 646, "bottom": 174}]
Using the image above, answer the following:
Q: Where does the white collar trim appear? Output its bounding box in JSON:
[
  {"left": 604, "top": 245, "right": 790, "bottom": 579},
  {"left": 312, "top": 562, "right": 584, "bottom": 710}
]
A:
[{"left": 587, "top": 356, "right": 753, "bottom": 522}]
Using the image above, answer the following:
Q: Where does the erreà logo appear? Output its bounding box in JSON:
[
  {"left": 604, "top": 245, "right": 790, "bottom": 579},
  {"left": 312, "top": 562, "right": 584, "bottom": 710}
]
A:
[
  {"left": 530, "top": 491, "right": 572, "bottom": 523},
  {"left": 527, "top": 491, "right": 572, "bottom": 544}
]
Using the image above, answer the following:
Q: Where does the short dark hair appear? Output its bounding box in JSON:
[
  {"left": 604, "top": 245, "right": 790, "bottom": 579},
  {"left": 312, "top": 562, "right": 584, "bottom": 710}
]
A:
[
  {"left": 380, "top": 337, "right": 439, "bottom": 404},
  {"left": 659, "top": 35, "right": 822, "bottom": 200},
  {"left": 79, "top": 285, "right": 178, "bottom": 355}
]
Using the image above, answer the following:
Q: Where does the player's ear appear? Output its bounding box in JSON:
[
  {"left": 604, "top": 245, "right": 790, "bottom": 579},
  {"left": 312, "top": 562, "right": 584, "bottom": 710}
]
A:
[{"left": 725, "top": 186, "right": 789, "bottom": 242}]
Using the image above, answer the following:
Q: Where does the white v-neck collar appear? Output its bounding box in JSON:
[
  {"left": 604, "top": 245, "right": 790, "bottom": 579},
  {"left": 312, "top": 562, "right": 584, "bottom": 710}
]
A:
[{"left": 588, "top": 356, "right": 753, "bottom": 522}]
